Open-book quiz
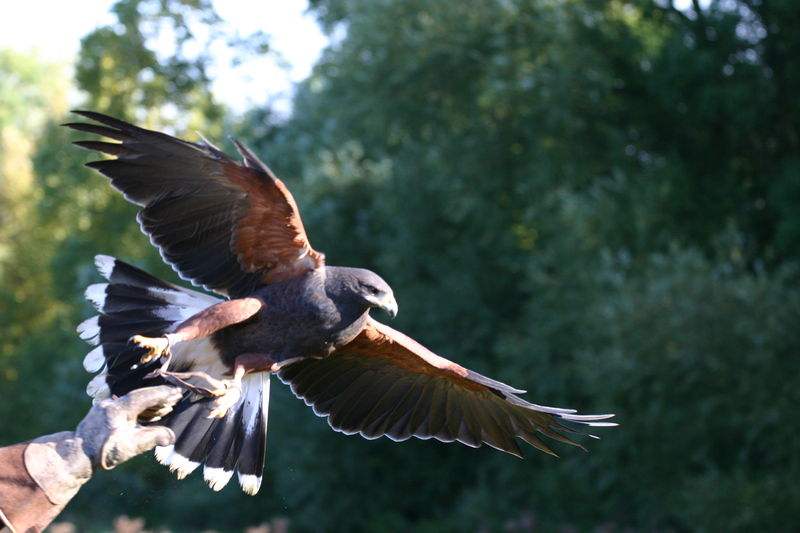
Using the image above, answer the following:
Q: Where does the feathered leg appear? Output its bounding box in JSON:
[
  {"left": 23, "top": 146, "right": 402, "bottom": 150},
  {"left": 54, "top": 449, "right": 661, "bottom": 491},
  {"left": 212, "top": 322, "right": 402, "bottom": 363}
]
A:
[
  {"left": 133, "top": 296, "right": 265, "bottom": 363},
  {"left": 207, "top": 352, "right": 303, "bottom": 418},
  {"left": 133, "top": 297, "right": 265, "bottom": 400}
]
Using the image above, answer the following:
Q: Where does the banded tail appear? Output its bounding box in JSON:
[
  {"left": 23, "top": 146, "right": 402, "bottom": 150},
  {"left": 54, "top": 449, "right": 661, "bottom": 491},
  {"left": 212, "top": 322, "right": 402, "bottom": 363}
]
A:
[{"left": 78, "top": 255, "right": 269, "bottom": 495}]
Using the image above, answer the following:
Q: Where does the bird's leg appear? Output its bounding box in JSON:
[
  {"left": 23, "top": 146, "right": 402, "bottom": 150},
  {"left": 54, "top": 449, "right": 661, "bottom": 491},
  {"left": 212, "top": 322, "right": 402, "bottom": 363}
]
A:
[
  {"left": 131, "top": 296, "right": 265, "bottom": 365},
  {"left": 207, "top": 364, "right": 246, "bottom": 419},
  {"left": 206, "top": 352, "right": 288, "bottom": 419},
  {"left": 144, "top": 367, "right": 229, "bottom": 397}
]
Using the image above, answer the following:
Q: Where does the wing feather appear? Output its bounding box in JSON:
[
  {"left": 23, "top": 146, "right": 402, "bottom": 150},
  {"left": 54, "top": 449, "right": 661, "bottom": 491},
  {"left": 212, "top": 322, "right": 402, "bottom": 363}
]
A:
[
  {"left": 398, "top": 381, "right": 436, "bottom": 439},
  {"left": 278, "top": 318, "right": 616, "bottom": 457},
  {"left": 335, "top": 371, "right": 396, "bottom": 432},
  {"left": 423, "top": 383, "right": 448, "bottom": 439},
  {"left": 328, "top": 370, "right": 387, "bottom": 430},
  {"left": 359, "top": 379, "right": 417, "bottom": 439},
  {"left": 66, "top": 111, "right": 324, "bottom": 296}
]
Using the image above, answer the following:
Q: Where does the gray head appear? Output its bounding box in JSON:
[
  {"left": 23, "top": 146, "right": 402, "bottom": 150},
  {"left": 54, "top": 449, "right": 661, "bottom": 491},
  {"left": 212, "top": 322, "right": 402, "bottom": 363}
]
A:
[{"left": 327, "top": 266, "right": 398, "bottom": 319}]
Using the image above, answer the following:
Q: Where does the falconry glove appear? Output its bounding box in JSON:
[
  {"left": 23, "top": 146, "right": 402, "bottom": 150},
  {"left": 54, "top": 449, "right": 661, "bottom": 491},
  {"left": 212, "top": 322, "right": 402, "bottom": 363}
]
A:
[{"left": 24, "top": 385, "right": 181, "bottom": 505}]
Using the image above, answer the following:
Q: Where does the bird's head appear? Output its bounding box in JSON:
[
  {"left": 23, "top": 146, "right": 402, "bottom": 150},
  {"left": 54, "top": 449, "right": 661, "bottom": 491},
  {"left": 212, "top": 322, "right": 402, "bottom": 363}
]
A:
[{"left": 349, "top": 269, "right": 398, "bottom": 319}]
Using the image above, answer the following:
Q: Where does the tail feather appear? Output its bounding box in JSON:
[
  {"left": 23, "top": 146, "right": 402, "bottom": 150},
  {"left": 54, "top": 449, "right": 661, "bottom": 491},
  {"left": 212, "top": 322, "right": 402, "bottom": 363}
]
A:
[
  {"left": 174, "top": 398, "right": 238, "bottom": 467},
  {"left": 79, "top": 254, "right": 270, "bottom": 494},
  {"left": 83, "top": 345, "right": 105, "bottom": 372},
  {"left": 99, "top": 312, "right": 174, "bottom": 345},
  {"left": 235, "top": 373, "right": 270, "bottom": 495},
  {"left": 203, "top": 405, "right": 245, "bottom": 471},
  {"left": 201, "top": 412, "right": 245, "bottom": 491},
  {"left": 95, "top": 254, "right": 175, "bottom": 289},
  {"left": 154, "top": 444, "right": 201, "bottom": 480}
]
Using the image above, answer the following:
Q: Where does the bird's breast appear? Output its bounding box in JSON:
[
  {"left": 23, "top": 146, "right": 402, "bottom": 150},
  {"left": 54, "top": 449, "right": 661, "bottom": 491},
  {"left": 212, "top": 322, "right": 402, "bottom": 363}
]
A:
[{"left": 211, "top": 277, "right": 365, "bottom": 365}]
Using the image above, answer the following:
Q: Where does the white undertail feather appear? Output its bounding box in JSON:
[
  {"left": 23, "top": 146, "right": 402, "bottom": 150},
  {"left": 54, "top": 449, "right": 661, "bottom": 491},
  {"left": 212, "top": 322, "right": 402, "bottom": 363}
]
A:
[
  {"left": 86, "top": 372, "right": 111, "bottom": 402},
  {"left": 94, "top": 254, "right": 115, "bottom": 280},
  {"left": 239, "top": 474, "right": 262, "bottom": 496},
  {"left": 170, "top": 455, "right": 202, "bottom": 481},
  {"left": 84, "top": 283, "right": 108, "bottom": 311},
  {"left": 77, "top": 316, "right": 100, "bottom": 345},
  {"left": 237, "top": 373, "right": 270, "bottom": 494},
  {"left": 204, "top": 466, "right": 234, "bottom": 492},
  {"left": 149, "top": 284, "right": 220, "bottom": 309},
  {"left": 83, "top": 345, "right": 105, "bottom": 373},
  {"left": 154, "top": 444, "right": 201, "bottom": 480},
  {"left": 154, "top": 444, "right": 173, "bottom": 465},
  {"left": 242, "top": 372, "right": 270, "bottom": 436}
]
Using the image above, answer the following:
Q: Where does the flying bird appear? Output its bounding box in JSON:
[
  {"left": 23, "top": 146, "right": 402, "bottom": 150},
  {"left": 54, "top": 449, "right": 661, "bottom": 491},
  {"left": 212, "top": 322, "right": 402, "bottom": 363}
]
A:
[{"left": 68, "top": 111, "right": 615, "bottom": 496}]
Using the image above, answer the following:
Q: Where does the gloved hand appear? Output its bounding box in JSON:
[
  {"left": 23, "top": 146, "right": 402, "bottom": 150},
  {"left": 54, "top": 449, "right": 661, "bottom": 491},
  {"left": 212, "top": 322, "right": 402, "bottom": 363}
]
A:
[{"left": 23, "top": 386, "right": 183, "bottom": 505}]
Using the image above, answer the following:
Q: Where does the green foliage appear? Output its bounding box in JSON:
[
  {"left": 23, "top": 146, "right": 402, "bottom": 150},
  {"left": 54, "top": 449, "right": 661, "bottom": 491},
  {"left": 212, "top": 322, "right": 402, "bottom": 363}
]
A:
[
  {"left": 243, "top": 1, "right": 800, "bottom": 531},
  {"left": 576, "top": 246, "right": 800, "bottom": 530},
  {"left": 76, "top": 0, "right": 222, "bottom": 121},
  {"left": 2, "top": 0, "right": 800, "bottom": 532},
  {"left": 0, "top": 49, "right": 79, "bottom": 437}
]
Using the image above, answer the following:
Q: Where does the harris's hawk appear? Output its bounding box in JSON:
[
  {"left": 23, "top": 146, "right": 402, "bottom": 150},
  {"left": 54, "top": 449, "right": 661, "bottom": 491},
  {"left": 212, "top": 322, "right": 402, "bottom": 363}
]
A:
[{"left": 69, "top": 111, "right": 615, "bottom": 495}]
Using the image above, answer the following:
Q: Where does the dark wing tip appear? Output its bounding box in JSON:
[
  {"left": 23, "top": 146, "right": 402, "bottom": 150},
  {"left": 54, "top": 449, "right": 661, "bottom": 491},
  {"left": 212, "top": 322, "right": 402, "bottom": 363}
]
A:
[
  {"left": 70, "top": 109, "right": 96, "bottom": 117},
  {"left": 72, "top": 140, "right": 131, "bottom": 156},
  {"left": 518, "top": 431, "right": 561, "bottom": 457},
  {"left": 64, "top": 111, "right": 152, "bottom": 141},
  {"left": 70, "top": 109, "right": 128, "bottom": 126},
  {"left": 63, "top": 121, "right": 129, "bottom": 141}
]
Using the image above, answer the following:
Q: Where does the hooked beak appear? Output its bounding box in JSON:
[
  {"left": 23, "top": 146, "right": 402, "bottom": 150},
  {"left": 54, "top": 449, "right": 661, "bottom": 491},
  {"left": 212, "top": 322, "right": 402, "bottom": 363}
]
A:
[{"left": 377, "top": 294, "right": 398, "bottom": 319}]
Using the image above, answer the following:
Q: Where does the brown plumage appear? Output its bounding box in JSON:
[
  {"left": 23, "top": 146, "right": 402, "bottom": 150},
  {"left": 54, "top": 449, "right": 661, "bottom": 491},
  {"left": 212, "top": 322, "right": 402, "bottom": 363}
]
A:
[{"left": 69, "top": 111, "right": 615, "bottom": 496}]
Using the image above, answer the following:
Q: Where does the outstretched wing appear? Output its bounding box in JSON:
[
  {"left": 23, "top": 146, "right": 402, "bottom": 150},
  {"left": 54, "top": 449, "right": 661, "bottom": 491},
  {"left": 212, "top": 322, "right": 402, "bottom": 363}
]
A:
[
  {"left": 65, "top": 111, "right": 324, "bottom": 297},
  {"left": 278, "top": 318, "right": 615, "bottom": 457}
]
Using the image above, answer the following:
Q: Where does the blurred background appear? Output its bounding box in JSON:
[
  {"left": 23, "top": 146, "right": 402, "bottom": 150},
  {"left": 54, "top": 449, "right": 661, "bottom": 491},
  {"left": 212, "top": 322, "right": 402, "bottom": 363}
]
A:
[{"left": 1, "top": 0, "right": 799, "bottom": 531}]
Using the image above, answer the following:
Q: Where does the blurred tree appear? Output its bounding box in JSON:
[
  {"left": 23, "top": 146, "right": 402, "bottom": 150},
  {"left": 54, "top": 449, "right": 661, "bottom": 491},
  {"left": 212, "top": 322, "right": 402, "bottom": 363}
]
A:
[
  {"left": 577, "top": 244, "right": 800, "bottom": 531},
  {"left": 236, "top": 0, "right": 800, "bottom": 531},
  {"left": 0, "top": 49, "right": 72, "bottom": 433}
]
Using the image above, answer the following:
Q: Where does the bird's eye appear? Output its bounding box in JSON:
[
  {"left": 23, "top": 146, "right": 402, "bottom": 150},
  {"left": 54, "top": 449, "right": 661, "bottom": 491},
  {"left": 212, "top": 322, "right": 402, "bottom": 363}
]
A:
[{"left": 369, "top": 286, "right": 380, "bottom": 295}]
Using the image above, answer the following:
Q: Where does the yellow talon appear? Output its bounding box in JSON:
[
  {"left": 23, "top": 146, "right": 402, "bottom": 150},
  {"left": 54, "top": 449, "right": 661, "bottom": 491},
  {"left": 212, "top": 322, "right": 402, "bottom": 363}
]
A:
[
  {"left": 207, "top": 382, "right": 242, "bottom": 418},
  {"left": 207, "top": 406, "right": 227, "bottom": 419},
  {"left": 131, "top": 334, "right": 170, "bottom": 364}
]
